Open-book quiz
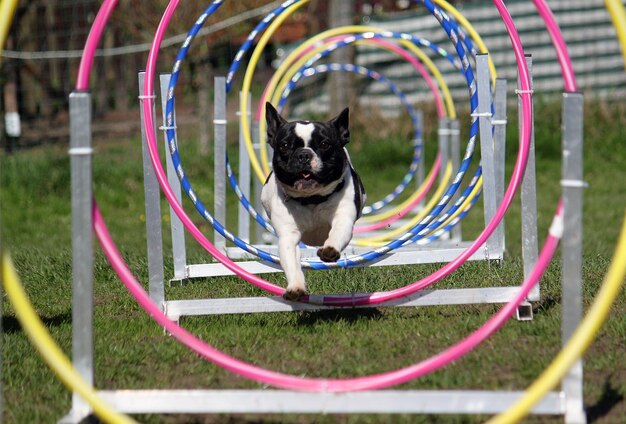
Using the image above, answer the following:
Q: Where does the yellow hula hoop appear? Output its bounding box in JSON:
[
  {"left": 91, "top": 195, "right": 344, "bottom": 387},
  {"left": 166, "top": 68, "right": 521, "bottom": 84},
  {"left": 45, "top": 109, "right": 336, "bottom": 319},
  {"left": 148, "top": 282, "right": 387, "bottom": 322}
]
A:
[
  {"left": 259, "top": 0, "right": 500, "bottom": 176},
  {"left": 239, "top": 0, "right": 495, "bottom": 182},
  {"left": 263, "top": 28, "right": 457, "bottom": 224},
  {"left": 488, "top": 211, "right": 626, "bottom": 423},
  {"left": 264, "top": 31, "right": 456, "bottom": 221},
  {"left": 254, "top": 22, "right": 490, "bottom": 222},
  {"left": 262, "top": 25, "right": 485, "bottom": 230},
  {"left": 1, "top": 252, "right": 137, "bottom": 424},
  {"left": 242, "top": 22, "right": 455, "bottom": 180},
  {"left": 259, "top": 27, "right": 456, "bottom": 225},
  {"left": 268, "top": 31, "right": 455, "bottom": 119},
  {"left": 264, "top": 24, "right": 456, "bottom": 139},
  {"left": 238, "top": 2, "right": 491, "bottom": 227},
  {"left": 261, "top": 31, "right": 475, "bottom": 231},
  {"left": 2, "top": 8, "right": 131, "bottom": 422},
  {"left": 490, "top": 5, "right": 626, "bottom": 420},
  {"left": 0, "top": 0, "right": 18, "bottom": 61},
  {"left": 605, "top": 0, "right": 626, "bottom": 72},
  {"left": 240, "top": 0, "right": 309, "bottom": 182}
]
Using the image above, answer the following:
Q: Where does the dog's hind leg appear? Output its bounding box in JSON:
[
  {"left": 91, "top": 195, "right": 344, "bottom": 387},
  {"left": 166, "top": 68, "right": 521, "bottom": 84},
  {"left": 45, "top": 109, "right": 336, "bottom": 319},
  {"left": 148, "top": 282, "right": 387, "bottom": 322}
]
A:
[{"left": 278, "top": 229, "right": 308, "bottom": 301}]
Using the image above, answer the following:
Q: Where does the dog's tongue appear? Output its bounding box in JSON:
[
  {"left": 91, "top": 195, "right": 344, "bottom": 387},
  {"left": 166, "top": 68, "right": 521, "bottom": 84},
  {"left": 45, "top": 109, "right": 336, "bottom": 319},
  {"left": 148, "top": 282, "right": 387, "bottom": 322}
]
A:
[{"left": 294, "top": 173, "right": 318, "bottom": 190}]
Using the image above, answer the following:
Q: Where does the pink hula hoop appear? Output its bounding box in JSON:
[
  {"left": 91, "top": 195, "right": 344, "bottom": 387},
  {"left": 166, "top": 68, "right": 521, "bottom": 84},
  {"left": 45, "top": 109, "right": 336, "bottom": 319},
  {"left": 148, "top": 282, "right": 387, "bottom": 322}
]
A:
[
  {"left": 138, "top": 0, "right": 528, "bottom": 306},
  {"left": 74, "top": 0, "right": 577, "bottom": 391}
]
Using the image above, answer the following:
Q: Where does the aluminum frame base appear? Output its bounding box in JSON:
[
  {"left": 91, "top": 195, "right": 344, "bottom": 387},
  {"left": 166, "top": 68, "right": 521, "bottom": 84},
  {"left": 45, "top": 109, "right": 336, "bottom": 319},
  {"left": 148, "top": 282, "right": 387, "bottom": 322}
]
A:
[
  {"left": 172, "top": 241, "right": 504, "bottom": 282},
  {"left": 163, "top": 286, "right": 538, "bottom": 321},
  {"left": 59, "top": 389, "right": 566, "bottom": 421}
]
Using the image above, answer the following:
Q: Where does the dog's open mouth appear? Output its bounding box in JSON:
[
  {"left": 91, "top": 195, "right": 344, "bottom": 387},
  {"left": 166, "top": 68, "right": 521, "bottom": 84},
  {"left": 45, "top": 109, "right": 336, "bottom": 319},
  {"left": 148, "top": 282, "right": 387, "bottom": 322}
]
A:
[{"left": 294, "top": 172, "right": 319, "bottom": 190}]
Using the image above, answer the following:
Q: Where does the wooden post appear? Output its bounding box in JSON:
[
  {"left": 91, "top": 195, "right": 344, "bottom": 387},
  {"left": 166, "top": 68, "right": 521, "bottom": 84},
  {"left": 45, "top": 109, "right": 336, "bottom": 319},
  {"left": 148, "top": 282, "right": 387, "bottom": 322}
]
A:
[
  {"left": 198, "top": 62, "right": 212, "bottom": 156},
  {"left": 3, "top": 36, "right": 20, "bottom": 152},
  {"left": 327, "top": 0, "right": 354, "bottom": 115}
]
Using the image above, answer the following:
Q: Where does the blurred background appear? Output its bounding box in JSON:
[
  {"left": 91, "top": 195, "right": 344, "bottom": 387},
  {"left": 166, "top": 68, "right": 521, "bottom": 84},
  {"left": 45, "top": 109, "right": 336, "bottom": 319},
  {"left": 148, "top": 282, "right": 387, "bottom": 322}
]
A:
[{"left": 1, "top": 0, "right": 625, "bottom": 152}]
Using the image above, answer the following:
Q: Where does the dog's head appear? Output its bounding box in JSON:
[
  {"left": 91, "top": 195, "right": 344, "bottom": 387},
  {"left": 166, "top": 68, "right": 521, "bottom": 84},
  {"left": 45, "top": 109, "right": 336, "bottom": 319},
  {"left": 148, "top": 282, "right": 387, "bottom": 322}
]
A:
[{"left": 265, "top": 102, "right": 350, "bottom": 193}]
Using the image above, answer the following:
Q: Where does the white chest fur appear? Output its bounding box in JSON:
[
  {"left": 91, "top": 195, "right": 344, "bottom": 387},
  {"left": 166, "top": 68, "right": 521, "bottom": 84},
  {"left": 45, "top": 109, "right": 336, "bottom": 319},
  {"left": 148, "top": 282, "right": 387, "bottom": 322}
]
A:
[{"left": 261, "top": 165, "right": 358, "bottom": 246}]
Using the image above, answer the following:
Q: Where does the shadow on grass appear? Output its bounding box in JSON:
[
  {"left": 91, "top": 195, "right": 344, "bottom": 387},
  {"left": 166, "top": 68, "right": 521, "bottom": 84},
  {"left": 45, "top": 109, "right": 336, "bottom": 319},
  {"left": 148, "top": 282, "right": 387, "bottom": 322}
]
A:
[
  {"left": 534, "top": 295, "right": 560, "bottom": 314},
  {"left": 2, "top": 311, "right": 71, "bottom": 334},
  {"left": 587, "top": 381, "right": 624, "bottom": 423},
  {"left": 297, "top": 308, "right": 383, "bottom": 326}
]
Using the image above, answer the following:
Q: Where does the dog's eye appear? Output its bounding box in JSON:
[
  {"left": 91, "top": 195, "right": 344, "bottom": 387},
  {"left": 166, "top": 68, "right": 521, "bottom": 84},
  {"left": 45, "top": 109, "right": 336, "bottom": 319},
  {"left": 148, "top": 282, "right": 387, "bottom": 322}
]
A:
[
  {"left": 319, "top": 140, "right": 330, "bottom": 150},
  {"left": 278, "top": 141, "right": 289, "bottom": 153}
]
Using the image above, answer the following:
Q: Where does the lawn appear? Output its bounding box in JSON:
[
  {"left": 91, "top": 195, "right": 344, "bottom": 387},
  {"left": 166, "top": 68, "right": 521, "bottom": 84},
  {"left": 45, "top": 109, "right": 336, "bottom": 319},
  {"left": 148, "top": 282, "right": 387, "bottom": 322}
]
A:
[{"left": 1, "top": 98, "right": 625, "bottom": 423}]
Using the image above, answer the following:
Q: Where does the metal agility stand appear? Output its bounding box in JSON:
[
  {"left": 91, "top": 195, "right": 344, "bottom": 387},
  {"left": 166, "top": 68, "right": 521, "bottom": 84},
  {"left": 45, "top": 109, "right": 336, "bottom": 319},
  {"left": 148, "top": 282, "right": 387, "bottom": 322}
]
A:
[
  {"left": 62, "top": 90, "right": 94, "bottom": 423},
  {"left": 62, "top": 52, "right": 585, "bottom": 421},
  {"left": 561, "top": 90, "right": 587, "bottom": 423},
  {"left": 142, "top": 57, "right": 538, "bottom": 322},
  {"left": 434, "top": 115, "right": 463, "bottom": 242}
]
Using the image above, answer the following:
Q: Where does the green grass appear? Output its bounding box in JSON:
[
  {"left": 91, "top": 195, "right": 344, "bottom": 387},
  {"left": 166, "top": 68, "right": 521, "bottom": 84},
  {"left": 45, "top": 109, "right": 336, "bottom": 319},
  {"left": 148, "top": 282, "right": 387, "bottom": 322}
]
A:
[{"left": 1, "top": 99, "right": 625, "bottom": 423}]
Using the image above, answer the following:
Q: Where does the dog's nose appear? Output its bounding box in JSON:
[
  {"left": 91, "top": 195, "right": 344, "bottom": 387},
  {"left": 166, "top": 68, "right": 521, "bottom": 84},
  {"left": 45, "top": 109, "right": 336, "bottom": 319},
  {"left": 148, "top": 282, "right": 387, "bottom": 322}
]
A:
[{"left": 297, "top": 150, "right": 312, "bottom": 164}]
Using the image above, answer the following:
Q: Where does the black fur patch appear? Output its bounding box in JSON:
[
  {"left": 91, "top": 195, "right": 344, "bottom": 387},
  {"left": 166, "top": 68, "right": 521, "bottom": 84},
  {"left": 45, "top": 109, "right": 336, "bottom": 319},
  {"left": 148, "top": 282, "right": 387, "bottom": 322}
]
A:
[
  {"left": 266, "top": 103, "right": 350, "bottom": 191},
  {"left": 350, "top": 165, "right": 366, "bottom": 219}
]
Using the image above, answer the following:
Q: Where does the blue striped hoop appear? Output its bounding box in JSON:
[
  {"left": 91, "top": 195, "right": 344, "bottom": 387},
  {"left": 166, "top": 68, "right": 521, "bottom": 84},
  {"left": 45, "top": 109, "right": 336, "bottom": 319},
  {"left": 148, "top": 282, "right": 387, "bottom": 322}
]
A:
[{"left": 161, "top": 0, "right": 486, "bottom": 270}]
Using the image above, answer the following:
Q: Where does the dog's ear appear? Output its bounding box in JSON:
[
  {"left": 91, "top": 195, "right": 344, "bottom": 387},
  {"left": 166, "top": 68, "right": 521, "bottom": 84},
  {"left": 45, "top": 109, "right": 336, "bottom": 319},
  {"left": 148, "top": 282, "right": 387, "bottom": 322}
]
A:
[
  {"left": 265, "top": 102, "right": 287, "bottom": 148},
  {"left": 329, "top": 107, "right": 350, "bottom": 145}
]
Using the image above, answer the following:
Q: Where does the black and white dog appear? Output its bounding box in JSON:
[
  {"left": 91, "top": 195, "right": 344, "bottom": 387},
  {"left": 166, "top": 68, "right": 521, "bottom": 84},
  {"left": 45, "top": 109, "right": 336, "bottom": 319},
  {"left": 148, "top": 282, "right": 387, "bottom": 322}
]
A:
[{"left": 261, "top": 103, "right": 366, "bottom": 301}]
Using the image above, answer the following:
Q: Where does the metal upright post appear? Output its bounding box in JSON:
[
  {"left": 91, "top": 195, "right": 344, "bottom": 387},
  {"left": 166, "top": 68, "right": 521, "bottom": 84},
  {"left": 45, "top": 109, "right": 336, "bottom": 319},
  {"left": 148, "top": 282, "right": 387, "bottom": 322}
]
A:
[
  {"left": 0, "top": 170, "right": 3, "bottom": 422},
  {"left": 253, "top": 120, "right": 267, "bottom": 244},
  {"left": 449, "top": 118, "right": 462, "bottom": 242},
  {"left": 238, "top": 91, "right": 252, "bottom": 243},
  {"left": 437, "top": 116, "right": 450, "bottom": 241},
  {"left": 519, "top": 56, "right": 539, "bottom": 300},
  {"left": 475, "top": 54, "right": 499, "bottom": 259},
  {"left": 1, "top": 236, "right": 3, "bottom": 424},
  {"left": 437, "top": 117, "right": 450, "bottom": 184},
  {"left": 66, "top": 91, "right": 94, "bottom": 422},
  {"left": 492, "top": 78, "right": 507, "bottom": 257},
  {"left": 139, "top": 72, "right": 165, "bottom": 305},
  {"left": 214, "top": 77, "right": 227, "bottom": 251},
  {"left": 561, "top": 92, "right": 587, "bottom": 424},
  {"left": 159, "top": 74, "right": 187, "bottom": 282}
]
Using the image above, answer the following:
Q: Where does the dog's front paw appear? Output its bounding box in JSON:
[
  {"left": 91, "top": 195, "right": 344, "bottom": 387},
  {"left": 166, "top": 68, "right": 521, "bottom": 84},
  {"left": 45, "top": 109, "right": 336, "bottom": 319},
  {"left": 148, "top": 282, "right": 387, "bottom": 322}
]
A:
[
  {"left": 283, "top": 286, "right": 307, "bottom": 302},
  {"left": 317, "top": 246, "right": 340, "bottom": 262}
]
